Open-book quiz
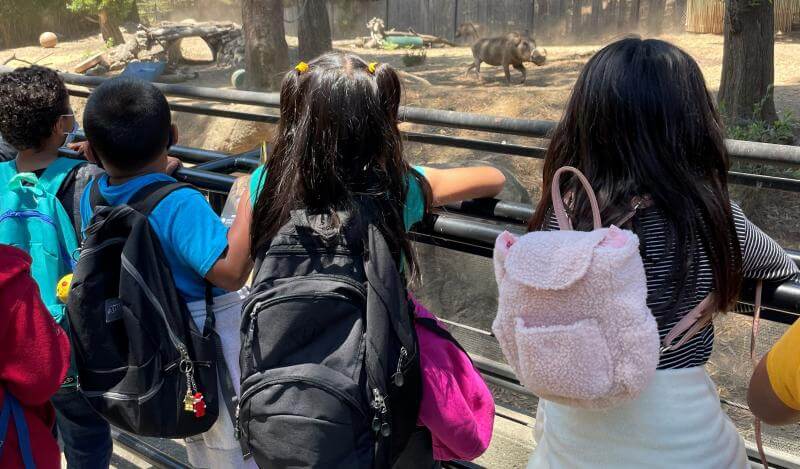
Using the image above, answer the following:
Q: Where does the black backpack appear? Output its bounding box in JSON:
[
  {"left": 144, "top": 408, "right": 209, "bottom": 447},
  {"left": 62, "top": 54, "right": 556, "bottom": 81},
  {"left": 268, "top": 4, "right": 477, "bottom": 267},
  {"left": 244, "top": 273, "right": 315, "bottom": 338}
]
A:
[
  {"left": 238, "top": 204, "right": 422, "bottom": 468},
  {"left": 67, "top": 181, "right": 222, "bottom": 438}
]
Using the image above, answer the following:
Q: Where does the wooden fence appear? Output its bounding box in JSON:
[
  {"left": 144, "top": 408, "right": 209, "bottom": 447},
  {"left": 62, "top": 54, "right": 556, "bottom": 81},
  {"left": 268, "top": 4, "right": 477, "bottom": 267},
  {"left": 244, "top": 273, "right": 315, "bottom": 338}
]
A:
[
  {"left": 687, "top": 0, "right": 800, "bottom": 34},
  {"left": 284, "top": 0, "right": 536, "bottom": 41}
]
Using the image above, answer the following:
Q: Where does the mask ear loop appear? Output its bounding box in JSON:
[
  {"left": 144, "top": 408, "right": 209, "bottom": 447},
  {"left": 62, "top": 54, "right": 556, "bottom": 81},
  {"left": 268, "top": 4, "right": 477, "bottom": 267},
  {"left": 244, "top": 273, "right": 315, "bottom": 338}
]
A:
[{"left": 62, "top": 115, "right": 79, "bottom": 146}]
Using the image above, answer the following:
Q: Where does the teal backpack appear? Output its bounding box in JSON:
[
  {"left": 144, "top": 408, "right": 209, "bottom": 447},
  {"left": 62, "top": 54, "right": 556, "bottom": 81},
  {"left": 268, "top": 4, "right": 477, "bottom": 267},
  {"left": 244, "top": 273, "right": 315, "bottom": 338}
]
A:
[{"left": 0, "top": 158, "right": 83, "bottom": 386}]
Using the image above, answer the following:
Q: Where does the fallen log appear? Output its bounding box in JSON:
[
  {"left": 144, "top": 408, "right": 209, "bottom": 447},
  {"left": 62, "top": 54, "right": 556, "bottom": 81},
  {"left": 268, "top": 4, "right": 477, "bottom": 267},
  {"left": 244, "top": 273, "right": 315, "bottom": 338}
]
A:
[{"left": 396, "top": 69, "right": 431, "bottom": 86}]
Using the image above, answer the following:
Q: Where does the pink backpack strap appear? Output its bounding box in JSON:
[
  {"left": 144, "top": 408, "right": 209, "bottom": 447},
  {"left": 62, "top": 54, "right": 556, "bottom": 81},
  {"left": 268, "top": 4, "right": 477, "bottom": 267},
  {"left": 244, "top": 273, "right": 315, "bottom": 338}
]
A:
[
  {"left": 750, "top": 281, "right": 768, "bottom": 468},
  {"left": 658, "top": 284, "right": 768, "bottom": 468},
  {"left": 660, "top": 294, "right": 717, "bottom": 354},
  {"left": 551, "top": 166, "right": 602, "bottom": 231}
]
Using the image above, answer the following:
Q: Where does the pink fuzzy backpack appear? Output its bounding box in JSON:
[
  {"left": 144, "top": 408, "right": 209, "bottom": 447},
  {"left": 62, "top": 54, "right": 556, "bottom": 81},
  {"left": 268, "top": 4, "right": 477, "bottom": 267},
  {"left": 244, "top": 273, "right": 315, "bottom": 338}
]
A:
[{"left": 492, "top": 167, "right": 710, "bottom": 409}]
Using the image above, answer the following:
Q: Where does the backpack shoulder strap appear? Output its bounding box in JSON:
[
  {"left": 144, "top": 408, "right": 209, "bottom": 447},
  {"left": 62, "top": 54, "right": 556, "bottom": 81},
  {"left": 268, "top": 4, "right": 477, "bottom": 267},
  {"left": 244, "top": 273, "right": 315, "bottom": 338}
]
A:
[
  {"left": 660, "top": 294, "right": 716, "bottom": 353},
  {"left": 0, "top": 393, "right": 35, "bottom": 469},
  {"left": 38, "top": 158, "right": 83, "bottom": 195},
  {"left": 0, "top": 161, "right": 17, "bottom": 182},
  {"left": 415, "top": 316, "right": 470, "bottom": 358},
  {"left": 129, "top": 181, "right": 194, "bottom": 216},
  {"left": 88, "top": 178, "right": 109, "bottom": 211}
]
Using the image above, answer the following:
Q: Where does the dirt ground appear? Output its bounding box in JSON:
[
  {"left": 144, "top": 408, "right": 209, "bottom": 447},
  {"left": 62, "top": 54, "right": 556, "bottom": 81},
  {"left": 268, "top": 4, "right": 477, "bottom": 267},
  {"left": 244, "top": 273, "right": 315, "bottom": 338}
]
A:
[
  {"left": 4, "top": 27, "right": 800, "bottom": 459},
  {"left": 3, "top": 26, "right": 798, "bottom": 239},
  {"left": 2, "top": 27, "right": 797, "bottom": 252}
]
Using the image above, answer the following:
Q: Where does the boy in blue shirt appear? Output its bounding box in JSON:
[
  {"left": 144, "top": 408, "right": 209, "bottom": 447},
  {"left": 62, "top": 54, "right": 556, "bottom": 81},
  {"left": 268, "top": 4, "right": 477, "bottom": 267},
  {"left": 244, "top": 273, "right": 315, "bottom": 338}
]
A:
[
  {"left": 79, "top": 77, "right": 254, "bottom": 467},
  {"left": 79, "top": 77, "right": 252, "bottom": 298}
]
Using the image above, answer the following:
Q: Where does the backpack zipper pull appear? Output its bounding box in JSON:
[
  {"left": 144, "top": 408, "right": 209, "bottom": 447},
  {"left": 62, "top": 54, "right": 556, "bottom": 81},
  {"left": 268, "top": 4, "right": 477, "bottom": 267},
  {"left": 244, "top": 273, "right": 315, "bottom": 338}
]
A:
[
  {"left": 392, "top": 347, "right": 407, "bottom": 387},
  {"left": 371, "top": 388, "right": 392, "bottom": 437}
]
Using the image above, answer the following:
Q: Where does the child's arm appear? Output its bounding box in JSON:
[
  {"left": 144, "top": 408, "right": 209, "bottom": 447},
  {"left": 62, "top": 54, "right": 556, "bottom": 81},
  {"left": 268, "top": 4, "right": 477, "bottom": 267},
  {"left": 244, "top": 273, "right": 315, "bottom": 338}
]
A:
[
  {"left": 748, "top": 319, "right": 800, "bottom": 425},
  {"left": 420, "top": 166, "right": 506, "bottom": 206},
  {"left": 205, "top": 186, "right": 253, "bottom": 291}
]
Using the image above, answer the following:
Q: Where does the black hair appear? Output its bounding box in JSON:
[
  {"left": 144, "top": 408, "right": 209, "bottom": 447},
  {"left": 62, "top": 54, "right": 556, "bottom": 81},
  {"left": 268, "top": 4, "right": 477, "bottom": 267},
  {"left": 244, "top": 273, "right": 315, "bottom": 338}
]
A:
[
  {"left": 250, "top": 52, "right": 432, "bottom": 282},
  {"left": 529, "top": 37, "right": 742, "bottom": 320},
  {"left": 83, "top": 76, "right": 172, "bottom": 171},
  {"left": 0, "top": 66, "right": 69, "bottom": 151}
]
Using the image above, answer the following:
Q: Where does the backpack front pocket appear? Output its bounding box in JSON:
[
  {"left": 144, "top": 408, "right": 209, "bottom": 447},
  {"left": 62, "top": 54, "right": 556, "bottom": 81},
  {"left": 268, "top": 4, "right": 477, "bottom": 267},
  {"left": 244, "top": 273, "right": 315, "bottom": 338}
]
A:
[
  {"left": 512, "top": 318, "right": 613, "bottom": 402},
  {"left": 240, "top": 363, "right": 373, "bottom": 469}
]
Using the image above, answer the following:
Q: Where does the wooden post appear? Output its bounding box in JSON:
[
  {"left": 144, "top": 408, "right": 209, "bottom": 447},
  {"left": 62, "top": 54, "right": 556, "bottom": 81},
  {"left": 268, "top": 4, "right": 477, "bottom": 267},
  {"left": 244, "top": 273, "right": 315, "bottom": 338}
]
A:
[{"left": 453, "top": 0, "right": 459, "bottom": 41}]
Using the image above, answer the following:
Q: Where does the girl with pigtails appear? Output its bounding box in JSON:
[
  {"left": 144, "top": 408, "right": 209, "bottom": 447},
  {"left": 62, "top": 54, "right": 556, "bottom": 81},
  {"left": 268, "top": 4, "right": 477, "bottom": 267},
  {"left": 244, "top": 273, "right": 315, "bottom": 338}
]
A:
[{"left": 226, "top": 53, "right": 503, "bottom": 466}]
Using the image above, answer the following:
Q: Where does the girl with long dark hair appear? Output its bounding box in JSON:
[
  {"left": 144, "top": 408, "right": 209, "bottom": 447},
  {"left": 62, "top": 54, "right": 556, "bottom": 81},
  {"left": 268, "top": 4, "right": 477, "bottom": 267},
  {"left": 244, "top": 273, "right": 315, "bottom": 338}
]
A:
[
  {"left": 522, "top": 37, "right": 797, "bottom": 467},
  {"left": 230, "top": 53, "right": 506, "bottom": 278},
  {"left": 226, "top": 52, "right": 506, "bottom": 465}
]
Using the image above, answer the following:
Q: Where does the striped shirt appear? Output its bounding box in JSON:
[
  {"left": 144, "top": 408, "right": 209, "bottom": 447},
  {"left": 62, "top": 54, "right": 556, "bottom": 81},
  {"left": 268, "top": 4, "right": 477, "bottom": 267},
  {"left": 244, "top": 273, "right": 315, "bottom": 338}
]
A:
[{"left": 548, "top": 202, "right": 798, "bottom": 369}]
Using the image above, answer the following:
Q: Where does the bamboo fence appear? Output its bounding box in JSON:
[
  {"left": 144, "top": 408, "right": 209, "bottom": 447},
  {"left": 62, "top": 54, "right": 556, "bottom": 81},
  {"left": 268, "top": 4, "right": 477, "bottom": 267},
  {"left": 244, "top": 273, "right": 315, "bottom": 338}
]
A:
[{"left": 686, "top": 0, "right": 799, "bottom": 33}]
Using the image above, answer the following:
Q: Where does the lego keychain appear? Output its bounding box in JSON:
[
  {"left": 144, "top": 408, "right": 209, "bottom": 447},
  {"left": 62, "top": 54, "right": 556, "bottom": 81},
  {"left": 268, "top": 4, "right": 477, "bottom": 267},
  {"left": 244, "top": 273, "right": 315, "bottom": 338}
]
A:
[{"left": 180, "top": 360, "right": 205, "bottom": 418}]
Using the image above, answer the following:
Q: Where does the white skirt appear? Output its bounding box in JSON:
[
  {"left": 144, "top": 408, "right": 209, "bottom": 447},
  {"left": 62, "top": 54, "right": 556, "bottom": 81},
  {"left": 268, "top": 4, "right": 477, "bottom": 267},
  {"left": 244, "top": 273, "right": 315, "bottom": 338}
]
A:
[
  {"left": 184, "top": 289, "right": 257, "bottom": 469},
  {"left": 529, "top": 366, "right": 748, "bottom": 469}
]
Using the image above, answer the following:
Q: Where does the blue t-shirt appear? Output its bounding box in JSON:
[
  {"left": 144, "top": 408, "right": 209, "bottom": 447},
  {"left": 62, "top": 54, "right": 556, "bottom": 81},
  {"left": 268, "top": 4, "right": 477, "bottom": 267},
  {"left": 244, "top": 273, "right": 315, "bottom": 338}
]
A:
[
  {"left": 248, "top": 165, "right": 428, "bottom": 231},
  {"left": 80, "top": 173, "right": 229, "bottom": 303}
]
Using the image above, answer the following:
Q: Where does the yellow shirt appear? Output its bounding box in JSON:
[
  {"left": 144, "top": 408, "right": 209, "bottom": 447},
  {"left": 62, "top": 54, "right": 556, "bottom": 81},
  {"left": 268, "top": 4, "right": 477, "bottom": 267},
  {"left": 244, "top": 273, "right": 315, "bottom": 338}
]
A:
[{"left": 767, "top": 318, "right": 800, "bottom": 410}]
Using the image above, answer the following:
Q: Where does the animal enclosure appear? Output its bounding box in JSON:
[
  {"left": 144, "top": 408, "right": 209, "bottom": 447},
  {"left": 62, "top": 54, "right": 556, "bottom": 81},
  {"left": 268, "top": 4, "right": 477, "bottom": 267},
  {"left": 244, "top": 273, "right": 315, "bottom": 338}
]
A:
[{"left": 282, "top": 0, "right": 536, "bottom": 41}]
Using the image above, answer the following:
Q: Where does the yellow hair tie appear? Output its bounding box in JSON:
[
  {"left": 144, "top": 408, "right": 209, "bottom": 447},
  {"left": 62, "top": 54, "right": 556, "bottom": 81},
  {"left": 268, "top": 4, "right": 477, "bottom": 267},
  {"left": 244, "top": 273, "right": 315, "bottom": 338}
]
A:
[
  {"left": 368, "top": 62, "right": 378, "bottom": 74},
  {"left": 295, "top": 61, "right": 309, "bottom": 73}
]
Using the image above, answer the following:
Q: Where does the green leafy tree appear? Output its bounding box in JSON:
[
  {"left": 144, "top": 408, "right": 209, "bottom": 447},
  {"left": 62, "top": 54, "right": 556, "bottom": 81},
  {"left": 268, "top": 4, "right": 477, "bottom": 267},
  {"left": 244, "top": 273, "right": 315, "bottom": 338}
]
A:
[{"left": 68, "top": 0, "right": 134, "bottom": 46}]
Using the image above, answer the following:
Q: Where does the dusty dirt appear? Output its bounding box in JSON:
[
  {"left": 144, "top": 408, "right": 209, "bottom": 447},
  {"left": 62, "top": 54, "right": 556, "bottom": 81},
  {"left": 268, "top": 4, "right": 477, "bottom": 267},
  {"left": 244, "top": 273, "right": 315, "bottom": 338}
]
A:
[{"left": 4, "top": 27, "right": 800, "bottom": 458}]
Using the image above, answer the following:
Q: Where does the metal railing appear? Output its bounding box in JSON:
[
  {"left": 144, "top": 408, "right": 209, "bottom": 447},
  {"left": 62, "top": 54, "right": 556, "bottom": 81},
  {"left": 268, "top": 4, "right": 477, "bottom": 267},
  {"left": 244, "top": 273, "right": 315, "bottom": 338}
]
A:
[{"left": 45, "top": 69, "right": 800, "bottom": 468}]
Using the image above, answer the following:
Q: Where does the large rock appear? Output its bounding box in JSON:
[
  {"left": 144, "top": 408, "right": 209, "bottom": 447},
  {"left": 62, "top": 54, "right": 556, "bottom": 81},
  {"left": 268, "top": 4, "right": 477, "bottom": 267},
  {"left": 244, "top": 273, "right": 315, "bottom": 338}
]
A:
[{"left": 411, "top": 157, "right": 531, "bottom": 343}]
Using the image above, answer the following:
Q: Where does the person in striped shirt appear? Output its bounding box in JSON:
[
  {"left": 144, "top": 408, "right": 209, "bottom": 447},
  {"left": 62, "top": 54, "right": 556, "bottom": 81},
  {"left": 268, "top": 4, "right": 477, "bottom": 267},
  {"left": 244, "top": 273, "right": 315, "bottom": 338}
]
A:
[{"left": 523, "top": 37, "right": 798, "bottom": 469}]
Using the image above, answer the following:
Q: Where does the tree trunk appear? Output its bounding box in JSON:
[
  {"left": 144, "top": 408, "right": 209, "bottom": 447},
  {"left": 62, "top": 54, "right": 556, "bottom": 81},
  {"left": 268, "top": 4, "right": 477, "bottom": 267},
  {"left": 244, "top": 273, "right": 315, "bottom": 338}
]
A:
[
  {"left": 127, "top": 1, "right": 141, "bottom": 25},
  {"left": 718, "top": 0, "right": 777, "bottom": 124},
  {"left": 242, "top": 0, "right": 290, "bottom": 91},
  {"left": 98, "top": 9, "right": 125, "bottom": 46},
  {"left": 298, "top": 0, "right": 332, "bottom": 61},
  {"left": 646, "top": 0, "right": 666, "bottom": 33}
]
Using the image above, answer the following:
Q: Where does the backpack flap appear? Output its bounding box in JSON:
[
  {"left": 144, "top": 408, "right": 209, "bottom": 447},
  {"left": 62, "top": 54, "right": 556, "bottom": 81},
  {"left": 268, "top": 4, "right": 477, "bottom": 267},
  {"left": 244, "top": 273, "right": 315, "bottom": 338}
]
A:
[{"left": 502, "top": 229, "right": 608, "bottom": 290}]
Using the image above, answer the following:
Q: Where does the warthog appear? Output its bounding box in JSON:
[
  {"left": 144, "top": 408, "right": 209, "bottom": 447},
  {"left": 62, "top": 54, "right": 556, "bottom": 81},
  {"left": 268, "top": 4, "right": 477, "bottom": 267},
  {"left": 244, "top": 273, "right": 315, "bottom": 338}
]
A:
[{"left": 466, "top": 32, "right": 547, "bottom": 85}]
